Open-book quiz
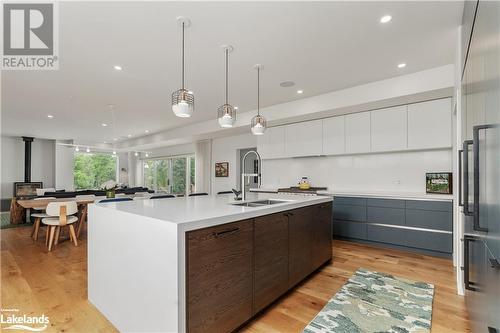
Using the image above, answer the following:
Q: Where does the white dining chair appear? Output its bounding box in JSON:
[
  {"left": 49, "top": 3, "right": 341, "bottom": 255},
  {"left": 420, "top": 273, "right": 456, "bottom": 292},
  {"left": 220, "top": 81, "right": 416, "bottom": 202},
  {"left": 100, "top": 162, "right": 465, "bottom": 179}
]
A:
[
  {"left": 42, "top": 201, "right": 79, "bottom": 251},
  {"left": 31, "top": 197, "right": 56, "bottom": 241},
  {"left": 74, "top": 194, "right": 96, "bottom": 238}
]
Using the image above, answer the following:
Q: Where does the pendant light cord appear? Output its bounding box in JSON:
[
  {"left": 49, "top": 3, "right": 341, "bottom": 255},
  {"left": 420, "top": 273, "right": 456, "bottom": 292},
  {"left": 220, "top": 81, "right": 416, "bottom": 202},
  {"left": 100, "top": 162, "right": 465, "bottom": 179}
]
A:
[
  {"left": 110, "top": 105, "right": 117, "bottom": 148},
  {"left": 181, "top": 22, "right": 185, "bottom": 90},
  {"left": 257, "top": 67, "right": 260, "bottom": 116},
  {"left": 225, "top": 49, "right": 229, "bottom": 105}
]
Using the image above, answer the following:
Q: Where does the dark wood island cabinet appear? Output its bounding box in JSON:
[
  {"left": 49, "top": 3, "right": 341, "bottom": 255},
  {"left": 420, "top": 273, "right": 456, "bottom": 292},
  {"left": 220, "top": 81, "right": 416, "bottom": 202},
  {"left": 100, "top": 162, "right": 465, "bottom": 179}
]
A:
[
  {"left": 186, "top": 219, "right": 254, "bottom": 333},
  {"left": 186, "top": 202, "right": 333, "bottom": 333},
  {"left": 312, "top": 203, "right": 334, "bottom": 268},
  {"left": 254, "top": 212, "right": 289, "bottom": 313}
]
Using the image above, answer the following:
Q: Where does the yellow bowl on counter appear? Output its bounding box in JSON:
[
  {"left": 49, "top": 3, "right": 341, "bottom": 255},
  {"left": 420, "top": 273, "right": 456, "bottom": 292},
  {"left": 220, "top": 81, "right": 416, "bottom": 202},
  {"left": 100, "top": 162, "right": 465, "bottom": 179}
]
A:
[{"left": 298, "top": 183, "right": 311, "bottom": 190}]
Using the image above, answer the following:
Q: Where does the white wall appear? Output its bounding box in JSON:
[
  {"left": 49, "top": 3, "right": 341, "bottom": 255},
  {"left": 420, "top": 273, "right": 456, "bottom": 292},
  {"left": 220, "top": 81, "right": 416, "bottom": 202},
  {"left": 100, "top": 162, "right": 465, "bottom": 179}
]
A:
[
  {"left": 1, "top": 136, "right": 56, "bottom": 200},
  {"left": 117, "top": 153, "right": 129, "bottom": 185},
  {"left": 55, "top": 141, "right": 74, "bottom": 191},
  {"left": 261, "top": 149, "right": 452, "bottom": 194},
  {"left": 148, "top": 143, "right": 195, "bottom": 158},
  {"left": 127, "top": 152, "right": 138, "bottom": 188},
  {"left": 211, "top": 133, "right": 257, "bottom": 195},
  {"left": 195, "top": 140, "right": 212, "bottom": 194}
]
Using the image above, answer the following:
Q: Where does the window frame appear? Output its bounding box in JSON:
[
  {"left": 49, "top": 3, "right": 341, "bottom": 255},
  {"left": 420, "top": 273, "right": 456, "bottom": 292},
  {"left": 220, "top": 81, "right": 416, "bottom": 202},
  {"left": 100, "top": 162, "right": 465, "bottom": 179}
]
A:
[
  {"left": 142, "top": 154, "right": 195, "bottom": 196},
  {"left": 73, "top": 151, "right": 118, "bottom": 190}
]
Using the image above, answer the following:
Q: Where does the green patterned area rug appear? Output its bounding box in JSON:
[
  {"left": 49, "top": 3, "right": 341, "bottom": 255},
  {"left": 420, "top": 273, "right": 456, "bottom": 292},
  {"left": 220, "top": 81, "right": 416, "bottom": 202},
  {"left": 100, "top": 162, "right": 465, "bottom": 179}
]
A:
[
  {"left": 0, "top": 212, "right": 33, "bottom": 229},
  {"left": 304, "top": 268, "right": 434, "bottom": 333}
]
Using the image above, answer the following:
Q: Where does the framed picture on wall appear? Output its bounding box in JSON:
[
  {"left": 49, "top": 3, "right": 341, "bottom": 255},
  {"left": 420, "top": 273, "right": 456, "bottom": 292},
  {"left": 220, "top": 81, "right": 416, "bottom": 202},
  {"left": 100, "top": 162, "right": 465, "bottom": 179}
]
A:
[
  {"left": 215, "top": 162, "right": 229, "bottom": 177},
  {"left": 426, "top": 172, "right": 452, "bottom": 194}
]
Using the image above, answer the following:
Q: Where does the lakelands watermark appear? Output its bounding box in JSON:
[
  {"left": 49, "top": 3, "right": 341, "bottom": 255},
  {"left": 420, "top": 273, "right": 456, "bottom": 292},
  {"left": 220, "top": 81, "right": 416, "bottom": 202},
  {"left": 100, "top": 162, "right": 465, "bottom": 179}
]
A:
[
  {"left": 1, "top": 2, "right": 59, "bottom": 70},
  {"left": 1, "top": 308, "right": 49, "bottom": 331}
]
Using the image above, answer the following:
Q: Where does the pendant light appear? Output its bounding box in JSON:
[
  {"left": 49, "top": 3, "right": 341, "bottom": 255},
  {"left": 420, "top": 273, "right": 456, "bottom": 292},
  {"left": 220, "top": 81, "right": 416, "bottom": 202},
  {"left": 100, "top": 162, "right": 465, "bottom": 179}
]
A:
[
  {"left": 251, "top": 64, "right": 266, "bottom": 135},
  {"left": 172, "top": 17, "right": 194, "bottom": 118},
  {"left": 218, "top": 45, "right": 235, "bottom": 128}
]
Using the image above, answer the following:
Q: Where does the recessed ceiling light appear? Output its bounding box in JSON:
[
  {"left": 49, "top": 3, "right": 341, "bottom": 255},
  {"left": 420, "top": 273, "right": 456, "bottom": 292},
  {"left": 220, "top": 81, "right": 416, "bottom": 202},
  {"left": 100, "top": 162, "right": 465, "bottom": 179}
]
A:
[
  {"left": 47, "top": 115, "right": 54, "bottom": 119},
  {"left": 145, "top": 130, "right": 150, "bottom": 133},
  {"left": 380, "top": 15, "right": 392, "bottom": 23},
  {"left": 127, "top": 134, "right": 132, "bottom": 138},
  {"left": 101, "top": 123, "right": 108, "bottom": 127},
  {"left": 113, "top": 65, "right": 122, "bottom": 71},
  {"left": 234, "top": 106, "right": 239, "bottom": 110},
  {"left": 86, "top": 147, "right": 90, "bottom": 153},
  {"left": 103, "top": 141, "right": 107, "bottom": 144},
  {"left": 113, "top": 150, "right": 117, "bottom": 155},
  {"left": 280, "top": 81, "right": 295, "bottom": 88},
  {"left": 145, "top": 153, "right": 149, "bottom": 158},
  {"left": 134, "top": 152, "right": 139, "bottom": 157},
  {"left": 113, "top": 138, "right": 118, "bottom": 141},
  {"left": 398, "top": 63, "right": 406, "bottom": 68},
  {"left": 297, "top": 90, "right": 303, "bottom": 94},
  {"left": 75, "top": 146, "right": 80, "bottom": 152}
]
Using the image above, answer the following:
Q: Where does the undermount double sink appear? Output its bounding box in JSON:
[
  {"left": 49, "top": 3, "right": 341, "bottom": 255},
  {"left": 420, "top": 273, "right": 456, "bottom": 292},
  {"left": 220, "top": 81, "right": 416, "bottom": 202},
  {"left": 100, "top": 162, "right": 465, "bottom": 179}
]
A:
[{"left": 231, "top": 199, "right": 290, "bottom": 207}]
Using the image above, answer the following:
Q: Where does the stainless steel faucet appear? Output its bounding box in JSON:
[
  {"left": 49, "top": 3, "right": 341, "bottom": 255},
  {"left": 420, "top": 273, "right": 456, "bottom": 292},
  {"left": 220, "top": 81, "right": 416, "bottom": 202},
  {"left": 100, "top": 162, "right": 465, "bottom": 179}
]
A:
[{"left": 241, "top": 150, "right": 262, "bottom": 201}]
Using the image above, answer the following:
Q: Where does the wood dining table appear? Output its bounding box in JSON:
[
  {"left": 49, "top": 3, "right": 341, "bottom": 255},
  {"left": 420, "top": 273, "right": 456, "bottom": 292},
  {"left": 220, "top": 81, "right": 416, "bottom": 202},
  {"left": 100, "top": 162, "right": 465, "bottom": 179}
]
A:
[{"left": 16, "top": 197, "right": 104, "bottom": 239}]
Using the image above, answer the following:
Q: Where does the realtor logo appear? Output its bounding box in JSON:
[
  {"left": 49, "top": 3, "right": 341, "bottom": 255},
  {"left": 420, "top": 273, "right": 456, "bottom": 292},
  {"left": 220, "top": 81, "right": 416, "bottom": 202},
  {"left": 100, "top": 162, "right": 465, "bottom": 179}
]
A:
[{"left": 1, "top": 2, "right": 59, "bottom": 70}]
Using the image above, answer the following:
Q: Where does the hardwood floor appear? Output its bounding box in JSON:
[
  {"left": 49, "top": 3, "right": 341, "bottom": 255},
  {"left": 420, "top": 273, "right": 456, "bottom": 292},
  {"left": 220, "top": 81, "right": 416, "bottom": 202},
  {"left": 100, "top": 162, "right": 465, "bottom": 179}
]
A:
[{"left": 1, "top": 226, "right": 469, "bottom": 333}]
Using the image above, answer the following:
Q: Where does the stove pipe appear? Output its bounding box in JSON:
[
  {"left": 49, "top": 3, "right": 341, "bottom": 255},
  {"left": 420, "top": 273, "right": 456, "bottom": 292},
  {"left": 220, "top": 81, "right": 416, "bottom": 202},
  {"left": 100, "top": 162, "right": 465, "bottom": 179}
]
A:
[{"left": 22, "top": 137, "right": 34, "bottom": 182}]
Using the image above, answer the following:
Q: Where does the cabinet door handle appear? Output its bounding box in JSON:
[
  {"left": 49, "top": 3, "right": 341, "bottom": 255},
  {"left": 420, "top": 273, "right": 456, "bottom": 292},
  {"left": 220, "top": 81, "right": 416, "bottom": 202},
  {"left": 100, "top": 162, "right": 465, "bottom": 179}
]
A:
[
  {"left": 472, "top": 124, "right": 499, "bottom": 232},
  {"left": 213, "top": 227, "right": 240, "bottom": 238},
  {"left": 462, "top": 235, "right": 476, "bottom": 291},
  {"left": 458, "top": 149, "right": 464, "bottom": 206},
  {"left": 463, "top": 140, "right": 474, "bottom": 216}
]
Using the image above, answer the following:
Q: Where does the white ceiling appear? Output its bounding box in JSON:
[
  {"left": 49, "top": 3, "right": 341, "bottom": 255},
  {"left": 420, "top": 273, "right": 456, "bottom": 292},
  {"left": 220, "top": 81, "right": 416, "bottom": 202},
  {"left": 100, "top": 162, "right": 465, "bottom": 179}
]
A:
[{"left": 1, "top": 1, "right": 463, "bottom": 146}]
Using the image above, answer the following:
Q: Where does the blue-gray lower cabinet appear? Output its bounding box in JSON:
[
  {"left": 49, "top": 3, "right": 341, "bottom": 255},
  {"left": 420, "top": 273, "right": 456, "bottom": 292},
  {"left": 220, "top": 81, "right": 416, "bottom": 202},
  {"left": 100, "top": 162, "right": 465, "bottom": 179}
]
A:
[
  {"left": 333, "top": 220, "right": 366, "bottom": 240},
  {"left": 332, "top": 204, "right": 366, "bottom": 222},
  {"left": 405, "top": 229, "right": 452, "bottom": 253},
  {"left": 366, "top": 224, "right": 407, "bottom": 247},
  {"left": 406, "top": 209, "right": 452, "bottom": 231},
  {"left": 332, "top": 196, "right": 453, "bottom": 256},
  {"left": 367, "top": 207, "right": 405, "bottom": 225}
]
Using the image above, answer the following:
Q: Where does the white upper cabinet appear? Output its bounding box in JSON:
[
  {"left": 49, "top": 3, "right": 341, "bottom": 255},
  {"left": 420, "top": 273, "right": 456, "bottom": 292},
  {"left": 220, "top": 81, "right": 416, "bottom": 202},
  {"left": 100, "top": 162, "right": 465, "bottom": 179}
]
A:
[
  {"left": 345, "top": 112, "right": 371, "bottom": 153},
  {"left": 322, "top": 116, "right": 345, "bottom": 155},
  {"left": 370, "top": 105, "right": 408, "bottom": 152},
  {"left": 407, "top": 98, "right": 452, "bottom": 149},
  {"left": 258, "top": 98, "right": 452, "bottom": 159},
  {"left": 257, "top": 126, "right": 285, "bottom": 159},
  {"left": 284, "top": 119, "right": 323, "bottom": 157}
]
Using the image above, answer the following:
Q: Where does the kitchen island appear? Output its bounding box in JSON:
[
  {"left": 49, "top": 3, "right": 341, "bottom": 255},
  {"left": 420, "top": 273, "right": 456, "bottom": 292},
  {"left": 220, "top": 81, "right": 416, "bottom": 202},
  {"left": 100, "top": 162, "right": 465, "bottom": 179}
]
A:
[{"left": 88, "top": 193, "right": 333, "bottom": 333}]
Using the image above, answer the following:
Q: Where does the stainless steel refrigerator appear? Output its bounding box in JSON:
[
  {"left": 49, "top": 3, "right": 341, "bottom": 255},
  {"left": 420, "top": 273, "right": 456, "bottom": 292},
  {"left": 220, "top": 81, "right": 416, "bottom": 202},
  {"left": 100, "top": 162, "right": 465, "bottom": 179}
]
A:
[{"left": 460, "top": 1, "right": 500, "bottom": 332}]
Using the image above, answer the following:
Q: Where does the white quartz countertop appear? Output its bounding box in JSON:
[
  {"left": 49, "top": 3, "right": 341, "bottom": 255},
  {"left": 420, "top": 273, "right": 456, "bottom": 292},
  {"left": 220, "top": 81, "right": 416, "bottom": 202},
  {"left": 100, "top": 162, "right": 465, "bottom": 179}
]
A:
[
  {"left": 317, "top": 190, "right": 453, "bottom": 202},
  {"left": 95, "top": 193, "right": 332, "bottom": 231},
  {"left": 249, "top": 187, "right": 452, "bottom": 202}
]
